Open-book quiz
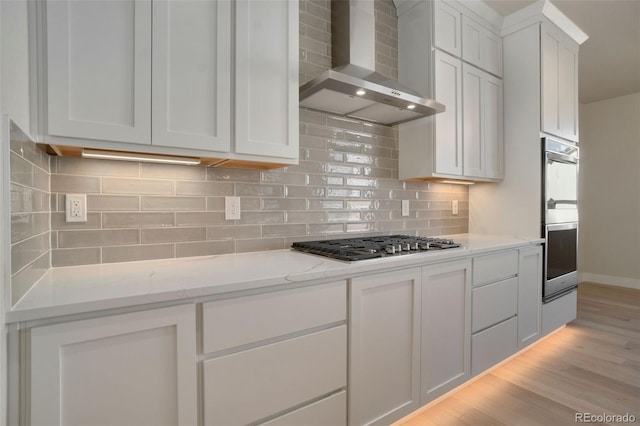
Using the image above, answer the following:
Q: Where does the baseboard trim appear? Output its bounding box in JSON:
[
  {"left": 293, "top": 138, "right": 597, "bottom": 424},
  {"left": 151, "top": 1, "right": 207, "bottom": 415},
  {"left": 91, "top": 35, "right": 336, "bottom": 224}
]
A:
[{"left": 578, "top": 272, "right": 640, "bottom": 290}]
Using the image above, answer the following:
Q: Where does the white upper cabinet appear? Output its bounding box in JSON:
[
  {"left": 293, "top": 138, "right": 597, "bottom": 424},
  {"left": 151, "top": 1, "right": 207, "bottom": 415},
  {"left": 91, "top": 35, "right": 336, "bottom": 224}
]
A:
[
  {"left": 541, "top": 22, "right": 579, "bottom": 142},
  {"left": 46, "top": 0, "right": 152, "bottom": 144},
  {"left": 463, "top": 64, "right": 503, "bottom": 180},
  {"left": 433, "top": 1, "right": 462, "bottom": 57},
  {"left": 560, "top": 38, "right": 579, "bottom": 141},
  {"left": 38, "top": 0, "right": 298, "bottom": 167},
  {"left": 482, "top": 71, "right": 504, "bottom": 179},
  {"left": 434, "top": 50, "right": 463, "bottom": 176},
  {"left": 396, "top": 0, "right": 504, "bottom": 182},
  {"left": 152, "top": 0, "right": 231, "bottom": 152},
  {"left": 462, "top": 15, "right": 503, "bottom": 77},
  {"left": 235, "top": 0, "right": 298, "bottom": 160}
]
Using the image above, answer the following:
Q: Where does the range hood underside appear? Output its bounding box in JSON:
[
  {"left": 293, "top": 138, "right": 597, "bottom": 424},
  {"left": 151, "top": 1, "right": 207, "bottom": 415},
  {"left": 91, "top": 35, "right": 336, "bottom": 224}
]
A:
[{"left": 299, "top": 68, "right": 445, "bottom": 126}]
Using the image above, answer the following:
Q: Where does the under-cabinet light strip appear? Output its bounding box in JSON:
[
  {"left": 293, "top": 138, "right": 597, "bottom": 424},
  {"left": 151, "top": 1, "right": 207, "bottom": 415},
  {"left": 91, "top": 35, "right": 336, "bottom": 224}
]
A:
[
  {"left": 82, "top": 149, "right": 201, "bottom": 165},
  {"left": 439, "top": 180, "right": 475, "bottom": 185}
]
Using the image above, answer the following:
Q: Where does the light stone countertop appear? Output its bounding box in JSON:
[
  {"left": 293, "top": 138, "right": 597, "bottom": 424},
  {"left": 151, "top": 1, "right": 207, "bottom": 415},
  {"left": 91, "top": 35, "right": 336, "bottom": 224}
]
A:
[{"left": 7, "top": 234, "right": 544, "bottom": 323}]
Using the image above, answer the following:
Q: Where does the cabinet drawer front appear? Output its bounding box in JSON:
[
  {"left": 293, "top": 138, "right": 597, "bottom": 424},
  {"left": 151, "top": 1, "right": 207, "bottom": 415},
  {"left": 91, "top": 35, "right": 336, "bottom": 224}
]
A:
[
  {"left": 472, "top": 277, "right": 518, "bottom": 333},
  {"left": 260, "top": 391, "right": 346, "bottom": 426},
  {"left": 204, "top": 326, "right": 347, "bottom": 426},
  {"left": 471, "top": 317, "right": 517, "bottom": 376},
  {"left": 202, "top": 281, "right": 346, "bottom": 353},
  {"left": 542, "top": 290, "right": 577, "bottom": 335},
  {"left": 473, "top": 250, "right": 518, "bottom": 286}
]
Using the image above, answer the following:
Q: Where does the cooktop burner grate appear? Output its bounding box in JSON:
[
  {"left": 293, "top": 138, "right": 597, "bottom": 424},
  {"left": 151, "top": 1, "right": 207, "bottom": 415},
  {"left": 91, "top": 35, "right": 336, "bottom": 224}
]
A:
[{"left": 291, "top": 235, "right": 462, "bottom": 261}]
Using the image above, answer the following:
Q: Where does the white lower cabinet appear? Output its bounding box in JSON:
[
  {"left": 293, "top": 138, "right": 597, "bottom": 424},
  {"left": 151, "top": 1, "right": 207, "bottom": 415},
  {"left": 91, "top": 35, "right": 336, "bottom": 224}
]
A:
[
  {"left": 202, "top": 281, "right": 347, "bottom": 426},
  {"left": 518, "top": 246, "right": 543, "bottom": 348},
  {"left": 349, "top": 268, "right": 421, "bottom": 426},
  {"left": 421, "top": 259, "right": 472, "bottom": 404},
  {"left": 29, "top": 304, "right": 198, "bottom": 426},
  {"left": 471, "top": 317, "right": 518, "bottom": 376},
  {"left": 260, "top": 391, "right": 347, "bottom": 426},
  {"left": 203, "top": 326, "right": 347, "bottom": 426},
  {"left": 23, "top": 246, "right": 555, "bottom": 426},
  {"left": 542, "top": 290, "right": 577, "bottom": 335}
]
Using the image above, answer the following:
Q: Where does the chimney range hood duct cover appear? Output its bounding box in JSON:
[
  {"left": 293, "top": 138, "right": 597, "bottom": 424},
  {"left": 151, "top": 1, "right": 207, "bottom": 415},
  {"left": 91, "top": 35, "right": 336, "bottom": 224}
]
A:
[{"left": 299, "top": 0, "right": 445, "bottom": 126}]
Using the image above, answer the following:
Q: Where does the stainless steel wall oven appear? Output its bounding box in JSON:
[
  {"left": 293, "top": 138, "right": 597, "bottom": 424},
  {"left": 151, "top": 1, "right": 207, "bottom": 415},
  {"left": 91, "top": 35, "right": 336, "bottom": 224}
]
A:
[{"left": 542, "top": 137, "right": 579, "bottom": 302}]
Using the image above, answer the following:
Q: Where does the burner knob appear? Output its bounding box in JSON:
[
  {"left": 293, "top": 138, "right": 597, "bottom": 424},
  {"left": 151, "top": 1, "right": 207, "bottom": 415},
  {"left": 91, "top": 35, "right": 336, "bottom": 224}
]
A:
[
  {"left": 385, "top": 245, "right": 396, "bottom": 254},
  {"left": 412, "top": 242, "right": 420, "bottom": 251},
  {"left": 403, "top": 243, "right": 411, "bottom": 251},
  {"left": 396, "top": 244, "right": 403, "bottom": 252}
]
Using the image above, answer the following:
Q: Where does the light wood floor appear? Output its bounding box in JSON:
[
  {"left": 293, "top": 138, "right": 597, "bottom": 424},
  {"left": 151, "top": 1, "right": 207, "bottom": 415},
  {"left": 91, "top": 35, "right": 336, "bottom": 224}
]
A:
[{"left": 399, "top": 282, "right": 640, "bottom": 426}]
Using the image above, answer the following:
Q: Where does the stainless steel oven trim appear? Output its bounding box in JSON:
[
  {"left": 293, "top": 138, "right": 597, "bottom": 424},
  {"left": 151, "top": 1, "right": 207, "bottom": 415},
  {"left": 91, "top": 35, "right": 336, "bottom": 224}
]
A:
[
  {"left": 542, "top": 138, "right": 580, "bottom": 225},
  {"left": 543, "top": 222, "right": 579, "bottom": 303}
]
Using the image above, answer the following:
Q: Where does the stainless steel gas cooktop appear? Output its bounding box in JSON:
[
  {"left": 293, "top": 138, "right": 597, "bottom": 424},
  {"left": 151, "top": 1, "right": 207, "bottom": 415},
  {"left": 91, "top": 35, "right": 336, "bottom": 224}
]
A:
[{"left": 291, "top": 235, "right": 462, "bottom": 262}]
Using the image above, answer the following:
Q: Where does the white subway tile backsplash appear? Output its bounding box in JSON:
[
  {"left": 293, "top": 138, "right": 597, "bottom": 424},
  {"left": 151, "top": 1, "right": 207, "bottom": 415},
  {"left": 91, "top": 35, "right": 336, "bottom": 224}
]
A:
[
  {"left": 102, "top": 177, "right": 173, "bottom": 195},
  {"left": 103, "top": 212, "right": 175, "bottom": 229},
  {"left": 176, "top": 180, "right": 234, "bottom": 196}
]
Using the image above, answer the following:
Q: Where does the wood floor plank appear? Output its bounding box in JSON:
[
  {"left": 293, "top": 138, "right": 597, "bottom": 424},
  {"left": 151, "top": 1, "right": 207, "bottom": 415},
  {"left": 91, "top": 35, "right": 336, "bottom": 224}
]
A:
[{"left": 397, "top": 283, "right": 640, "bottom": 426}]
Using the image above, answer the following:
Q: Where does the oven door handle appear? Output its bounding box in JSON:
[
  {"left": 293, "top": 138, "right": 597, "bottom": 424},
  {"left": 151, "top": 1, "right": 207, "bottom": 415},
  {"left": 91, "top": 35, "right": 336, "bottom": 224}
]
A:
[
  {"left": 546, "top": 222, "right": 578, "bottom": 232},
  {"left": 547, "top": 198, "right": 578, "bottom": 209},
  {"left": 547, "top": 151, "right": 578, "bottom": 164}
]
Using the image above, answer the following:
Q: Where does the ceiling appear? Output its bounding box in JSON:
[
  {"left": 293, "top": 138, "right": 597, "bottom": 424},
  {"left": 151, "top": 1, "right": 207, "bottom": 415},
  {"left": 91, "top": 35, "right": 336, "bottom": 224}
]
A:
[{"left": 484, "top": 0, "right": 640, "bottom": 104}]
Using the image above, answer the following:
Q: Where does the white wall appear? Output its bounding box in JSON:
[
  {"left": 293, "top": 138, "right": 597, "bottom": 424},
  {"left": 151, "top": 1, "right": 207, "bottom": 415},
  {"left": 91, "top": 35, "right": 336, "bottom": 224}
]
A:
[
  {"left": 578, "top": 92, "right": 640, "bottom": 289},
  {"left": 0, "top": 0, "right": 30, "bottom": 133}
]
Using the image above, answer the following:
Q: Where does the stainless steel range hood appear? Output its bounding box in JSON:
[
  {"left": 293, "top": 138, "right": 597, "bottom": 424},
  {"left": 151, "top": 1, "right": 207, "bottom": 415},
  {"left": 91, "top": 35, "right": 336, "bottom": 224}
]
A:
[{"left": 299, "top": 0, "right": 445, "bottom": 126}]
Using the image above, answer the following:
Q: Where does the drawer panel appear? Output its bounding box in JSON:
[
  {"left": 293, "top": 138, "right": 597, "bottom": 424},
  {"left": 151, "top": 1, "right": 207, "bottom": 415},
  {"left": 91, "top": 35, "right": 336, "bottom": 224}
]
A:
[
  {"left": 472, "top": 317, "right": 517, "bottom": 376},
  {"left": 202, "top": 281, "right": 346, "bottom": 353},
  {"left": 472, "top": 277, "right": 518, "bottom": 333},
  {"left": 260, "top": 391, "right": 346, "bottom": 426},
  {"left": 542, "top": 290, "right": 577, "bottom": 335},
  {"left": 204, "top": 326, "right": 347, "bottom": 426},
  {"left": 473, "top": 250, "right": 518, "bottom": 286}
]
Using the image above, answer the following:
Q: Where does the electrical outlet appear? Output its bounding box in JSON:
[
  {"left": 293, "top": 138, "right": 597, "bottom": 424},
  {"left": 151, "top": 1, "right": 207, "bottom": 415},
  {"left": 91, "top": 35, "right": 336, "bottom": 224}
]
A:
[
  {"left": 225, "top": 196, "right": 241, "bottom": 220},
  {"left": 452, "top": 200, "right": 459, "bottom": 216},
  {"left": 401, "top": 200, "right": 410, "bottom": 217},
  {"left": 65, "top": 194, "right": 87, "bottom": 222}
]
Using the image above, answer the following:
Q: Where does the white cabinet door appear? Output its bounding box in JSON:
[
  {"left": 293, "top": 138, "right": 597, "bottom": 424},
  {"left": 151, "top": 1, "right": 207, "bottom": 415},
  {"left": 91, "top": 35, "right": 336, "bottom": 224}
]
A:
[
  {"left": 518, "top": 246, "right": 543, "bottom": 349},
  {"left": 541, "top": 22, "right": 563, "bottom": 138},
  {"left": 462, "top": 64, "right": 503, "bottom": 179},
  {"left": 46, "top": 0, "right": 151, "bottom": 144},
  {"left": 235, "top": 0, "right": 298, "bottom": 160},
  {"left": 433, "top": 1, "right": 462, "bottom": 57},
  {"left": 462, "top": 16, "right": 502, "bottom": 77},
  {"left": 462, "top": 64, "right": 483, "bottom": 178},
  {"left": 541, "top": 22, "right": 580, "bottom": 142},
  {"left": 483, "top": 29, "right": 503, "bottom": 77},
  {"left": 421, "top": 259, "right": 471, "bottom": 404},
  {"left": 461, "top": 15, "right": 483, "bottom": 69},
  {"left": 560, "top": 39, "right": 579, "bottom": 142},
  {"left": 30, "top": 304, "right": 197, "bottom": 426},
  {"left": 152, "top": 0, "right": 231, "bottom": 151},
  {"left": 350, "top": 268, "right": 421, "bottom": 426},
  {"left": 434, "top": 50, "right": 463, "bottom": 176},
  {"left": 483, "top": 72, "right": 504, "bottom": 179}
]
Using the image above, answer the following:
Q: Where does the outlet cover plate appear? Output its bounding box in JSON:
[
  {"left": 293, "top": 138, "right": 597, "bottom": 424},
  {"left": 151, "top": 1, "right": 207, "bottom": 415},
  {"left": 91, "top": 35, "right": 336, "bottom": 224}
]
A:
[{"left": 65, "top": 194, "right": 87, "bottom": 222}]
